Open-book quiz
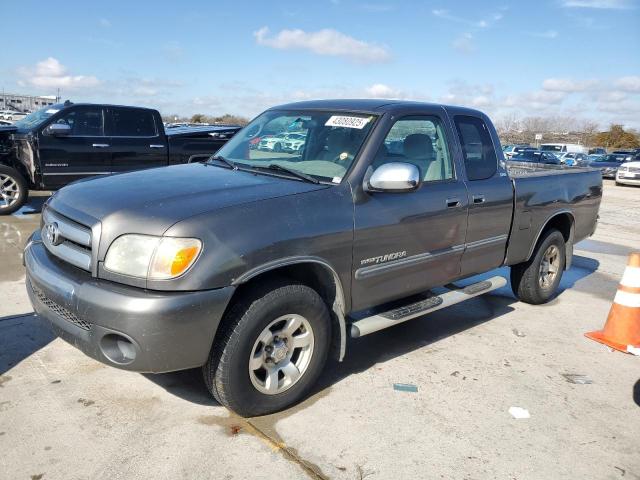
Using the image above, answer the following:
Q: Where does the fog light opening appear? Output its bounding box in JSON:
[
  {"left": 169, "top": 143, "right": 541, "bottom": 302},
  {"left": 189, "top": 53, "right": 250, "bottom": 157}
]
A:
[{"left": 100, "top": 333, "right": 137, "bottom": 365}]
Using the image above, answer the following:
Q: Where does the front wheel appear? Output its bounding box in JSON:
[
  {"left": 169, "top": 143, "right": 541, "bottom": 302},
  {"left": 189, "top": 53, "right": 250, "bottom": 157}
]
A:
[
  {"left": 0, "top": 165, "right": 28, "bottom": 215},
  {"left": 203, "top": 281, "right": 331, "bottom": 417},
  {"left": 510, "top": 229, "right": 566, "bottom": 305}
]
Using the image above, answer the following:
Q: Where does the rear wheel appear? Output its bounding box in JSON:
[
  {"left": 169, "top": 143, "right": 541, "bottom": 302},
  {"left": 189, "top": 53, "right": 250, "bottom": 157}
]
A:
[
  {"left": 203, "top": 281, "right": 331, "bottom": 417},
  {"left": 0, "top": 165, "right": 28, "bottom": 215},
  {"left": 510, "top": 229, "right": 566, "bottom": 305}
]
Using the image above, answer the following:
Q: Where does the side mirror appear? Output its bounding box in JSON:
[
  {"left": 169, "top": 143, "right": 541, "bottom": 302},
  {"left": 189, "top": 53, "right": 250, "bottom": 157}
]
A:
[
  {"left": 365, "top": 162, "right": 421, "bottom": 192},
  {"left": 44, "top": 123, "right": 71, "bottom": 136}
]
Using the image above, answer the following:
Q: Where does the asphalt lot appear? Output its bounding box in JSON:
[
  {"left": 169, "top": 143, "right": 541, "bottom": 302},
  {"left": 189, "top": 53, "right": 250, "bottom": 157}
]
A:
[{"left": 1, "top": 182, "right": 639, "bottom": 480}]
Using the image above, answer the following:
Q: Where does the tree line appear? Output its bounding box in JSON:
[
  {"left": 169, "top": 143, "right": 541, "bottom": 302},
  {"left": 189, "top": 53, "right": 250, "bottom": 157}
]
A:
[
  {"left": 163, "top": 111, "right": 639, "bottom": 149},
  {"left": 495, "top": 114, "right": 639, "bottom": 148},
  {"left": 162, "top": 113, "right": 250, "bottom": 126}
]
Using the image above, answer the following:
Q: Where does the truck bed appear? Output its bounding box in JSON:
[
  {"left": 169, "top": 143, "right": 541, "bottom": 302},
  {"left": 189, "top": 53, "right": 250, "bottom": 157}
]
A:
[
  {"left": 166, "top": 125, "right": 241, "bottom": 165},
  {"left": 506, "top": 161, "right": 591, "bottom": 177},
  {"left": 504, "top": 162, "right": 602, "bottom": 266}
]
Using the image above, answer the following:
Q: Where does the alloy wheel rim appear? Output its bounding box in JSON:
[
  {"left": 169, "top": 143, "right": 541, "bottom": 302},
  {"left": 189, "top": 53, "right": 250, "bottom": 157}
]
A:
[
  {"left": 539, "top": 244, "right": 560, "bottom": 289},
  {"left": 0, "top": 174, "right": 19, "bottom": 208},
  {"left": 249, "top": 314, "right": 314, "bottom": 395}
]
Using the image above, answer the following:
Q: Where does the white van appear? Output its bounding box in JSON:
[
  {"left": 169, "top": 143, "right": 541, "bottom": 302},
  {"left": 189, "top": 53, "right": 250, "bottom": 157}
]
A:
[{"left": 540, "top": 143, "right": 587, "bottom": 155}]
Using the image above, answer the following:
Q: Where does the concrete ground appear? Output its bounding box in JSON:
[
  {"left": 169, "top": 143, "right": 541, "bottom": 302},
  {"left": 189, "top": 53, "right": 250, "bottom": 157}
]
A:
[{"left": 1, "top": 182, "right": 639, "bottom": 480}]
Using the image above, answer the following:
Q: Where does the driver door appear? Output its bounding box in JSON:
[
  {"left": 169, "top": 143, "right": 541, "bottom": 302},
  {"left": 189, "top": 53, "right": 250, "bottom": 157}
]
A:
[
  {"left": 38, "top": 106, "right": 111, "bottom": 188},
  {"left": 351, "top": 113, "right": 469, "bottom": 311}
]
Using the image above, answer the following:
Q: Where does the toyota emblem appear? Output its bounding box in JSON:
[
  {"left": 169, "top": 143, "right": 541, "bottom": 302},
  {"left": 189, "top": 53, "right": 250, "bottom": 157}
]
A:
[{"left": 45, "top": 222, "right": 62, "bottom": 246}]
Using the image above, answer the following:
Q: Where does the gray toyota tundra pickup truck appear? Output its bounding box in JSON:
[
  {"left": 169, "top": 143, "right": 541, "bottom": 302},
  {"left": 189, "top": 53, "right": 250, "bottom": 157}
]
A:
[{"left": 24, "top": 99, "right": 602, "bottom": 416}]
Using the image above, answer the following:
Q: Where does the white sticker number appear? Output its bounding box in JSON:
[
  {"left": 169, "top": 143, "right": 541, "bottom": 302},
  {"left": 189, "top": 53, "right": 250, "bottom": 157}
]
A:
[{"left": 325, "top": 115, "right": 370, "bottom": 129}]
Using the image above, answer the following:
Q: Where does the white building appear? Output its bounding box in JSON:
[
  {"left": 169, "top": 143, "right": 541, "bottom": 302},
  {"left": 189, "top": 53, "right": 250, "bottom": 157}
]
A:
[{"left": 0, "top": 93, "right": 59, "bottom": 113}]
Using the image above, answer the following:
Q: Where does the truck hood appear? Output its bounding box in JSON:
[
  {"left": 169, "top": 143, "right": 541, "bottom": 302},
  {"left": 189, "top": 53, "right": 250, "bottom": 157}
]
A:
[
  {"left": 0, "top": 125, "right": 18, "bottom": 134},
  {"left": 49, "top": 163, "right": 328, "bottom": 241}
]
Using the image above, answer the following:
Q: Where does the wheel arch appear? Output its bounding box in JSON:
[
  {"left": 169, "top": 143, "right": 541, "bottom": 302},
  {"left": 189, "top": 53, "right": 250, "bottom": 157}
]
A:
[
  {"left": 526, "top": 210, "right": 575, "bottom": 269},
  {"left": 230, "top": 257, "right": 348, "bottom": 361}
]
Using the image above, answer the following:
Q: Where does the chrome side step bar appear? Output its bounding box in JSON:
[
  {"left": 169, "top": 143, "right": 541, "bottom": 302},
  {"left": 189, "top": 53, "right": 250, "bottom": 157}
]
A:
[{"left": 350, "top": 276, "right": 507, "bottom": 338}]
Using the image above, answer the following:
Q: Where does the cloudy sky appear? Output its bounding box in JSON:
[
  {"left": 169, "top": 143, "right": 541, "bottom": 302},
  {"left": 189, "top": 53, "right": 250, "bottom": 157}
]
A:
[{"left": 2, "top": 0, "right": 639, "bottom": 127}]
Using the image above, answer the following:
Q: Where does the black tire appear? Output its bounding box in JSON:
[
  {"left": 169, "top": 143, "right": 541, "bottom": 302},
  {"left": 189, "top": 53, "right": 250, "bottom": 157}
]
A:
[
  {"left": 0, "top": 165, "right": 28, "bottom": 215},
  {"left": 203, "top": 281, "right": 331, "bottom": 417},
  {"left": 510, "top": 229, "right": 566, "bottom": 305},
  {"left": 273, "top": 143, "right": 282, "bottom": 153}
]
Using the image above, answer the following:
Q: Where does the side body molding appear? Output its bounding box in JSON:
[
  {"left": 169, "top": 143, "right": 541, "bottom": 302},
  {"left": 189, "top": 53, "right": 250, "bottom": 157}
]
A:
[{"left": 232, "top": 256, "right": 348, "bottom": 361}]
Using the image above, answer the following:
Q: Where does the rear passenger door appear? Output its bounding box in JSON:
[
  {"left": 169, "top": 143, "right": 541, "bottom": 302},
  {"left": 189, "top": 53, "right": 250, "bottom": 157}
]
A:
[
  {"left": 453, "top": 114, "right": 514, "bottom": 277},
  {"left": 107, "top": 107, "right": 167, "bottom": 173}
]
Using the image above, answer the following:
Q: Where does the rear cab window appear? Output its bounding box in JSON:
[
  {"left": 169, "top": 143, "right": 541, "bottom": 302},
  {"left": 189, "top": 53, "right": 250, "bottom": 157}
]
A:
[
  {"left": 453, "top": 115, "right": 497, "bottom": 181},
  {"left": 111, "top": 108, "right": 157, "bottom": 137}
]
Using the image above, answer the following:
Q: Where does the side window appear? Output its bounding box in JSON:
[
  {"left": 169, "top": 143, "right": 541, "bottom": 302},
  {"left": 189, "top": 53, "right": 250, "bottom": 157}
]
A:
[
  {"left": 454, "top": 115, "right": 497, "bottom": 181},
  {"left": 373, "top": 116, "right": 454, "bottom": 182},
  {"left": 52, "top": 107, "right": 104, "bottom": 136},
  {"left": 112, "top": 108, "right": 157, "bottom": 136}
]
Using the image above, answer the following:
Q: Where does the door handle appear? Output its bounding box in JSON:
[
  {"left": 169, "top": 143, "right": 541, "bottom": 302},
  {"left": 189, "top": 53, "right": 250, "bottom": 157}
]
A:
[
  {"left": 446, "top": 197, "right": 461, "bottom": 208},
  {"left": 92, "top": 143, "right": 110, "bottom": 148},
  {"left": 149, "top": 144, "right": 165, "bottom": 149},
  {"left": 472, "top": 195, "right": 486, "bottom": 204}
]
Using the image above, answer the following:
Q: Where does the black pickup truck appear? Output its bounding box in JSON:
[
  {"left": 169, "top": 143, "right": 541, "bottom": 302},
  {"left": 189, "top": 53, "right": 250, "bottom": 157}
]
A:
[
  {"left": 0, "top": 101, "right": 240, "bottom": 214},
  {"left": 25, "top": 99, "right": 602, "bottom": 416}
]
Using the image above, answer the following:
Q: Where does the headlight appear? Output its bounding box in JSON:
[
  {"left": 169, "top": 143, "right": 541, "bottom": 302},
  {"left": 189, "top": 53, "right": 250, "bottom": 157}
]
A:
[{"left": 104, "top": 234, "right": 201, "bottom": 280}]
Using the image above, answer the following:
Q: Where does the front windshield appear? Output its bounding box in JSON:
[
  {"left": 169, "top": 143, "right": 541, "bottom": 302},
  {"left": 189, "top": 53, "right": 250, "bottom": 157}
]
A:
[
  {"left": 13, "top": 105, "right": 62, "bottom": 129},
  {"left": 214, "top": 109, "right": 377, "bottom": 182}
]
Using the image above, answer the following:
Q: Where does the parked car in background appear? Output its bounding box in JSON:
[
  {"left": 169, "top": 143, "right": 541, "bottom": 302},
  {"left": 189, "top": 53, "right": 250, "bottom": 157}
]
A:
[
  {"left": 8, "top": 112, "right": 28, "bottom": 121},
  {"left": 611, "top": 150, "right": 636, "bottom": 162},
  {"left": 585, "top": 154, "right": 604, "bottom": 166},
  {"left": 258, "top": 132, "right": 307, "bottom": 152},
  {"left": 559, "top": 152, "right": 589, "bottom": 166},
  {"left": 258, "top": 133, "right": 289, "bottom": 151},
  {"left": 503, "top": 144, "right": 534, "bottom": 160},
  {"left": 0, "top": 101, "right": 240, "bottom": 214},
  {"left": 24, "top": 99, "right": 602, "bottom": 416},
  {"left": 540, "top": 143, "right": 587, "bottom": 155},
  {"left": 591, "top": 153, "right": 629, "bottom": 178},
  {"left": 282, "top": 132, "right": 307, "bottom": 153},
  {"left": 588, "top": 147, "right": 607, "bottom": 155},
  {"left": 510, "top": 150, "right": 562, "bottom": 164},
  {"left": 616, "top": 160, "right": 640, "bottom": 186},
  {"left": 0, "top": 110, "right": 21, "bottom": 120}
]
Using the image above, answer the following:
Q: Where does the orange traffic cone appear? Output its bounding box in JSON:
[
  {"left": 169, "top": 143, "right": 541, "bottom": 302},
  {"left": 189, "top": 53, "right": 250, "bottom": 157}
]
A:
[{"left": 585, "top": 252, "right": 640, "bottom": 354}]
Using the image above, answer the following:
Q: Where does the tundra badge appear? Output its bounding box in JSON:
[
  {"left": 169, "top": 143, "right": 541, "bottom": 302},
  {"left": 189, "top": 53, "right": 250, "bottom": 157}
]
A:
[{"left": 360, "top": 251, "right": 407, "bottom": 266}]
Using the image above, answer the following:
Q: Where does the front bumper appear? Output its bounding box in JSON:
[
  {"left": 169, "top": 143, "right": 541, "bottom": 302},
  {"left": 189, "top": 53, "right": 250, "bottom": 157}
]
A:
[
  {"left": 25, "top": 235, "right": 235, "bottom": 373},
  {"left": 616, "top": 173, "right": 640, "bottom": 186}
]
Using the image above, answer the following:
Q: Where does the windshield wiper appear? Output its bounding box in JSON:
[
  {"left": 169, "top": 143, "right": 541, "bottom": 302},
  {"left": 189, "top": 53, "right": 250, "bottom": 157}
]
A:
[
  {"left": 256, "top": 164, "right": 320, "bottom": 184},
  {"left": 210, "top": 155, "right": 237, "bottom": 170}
]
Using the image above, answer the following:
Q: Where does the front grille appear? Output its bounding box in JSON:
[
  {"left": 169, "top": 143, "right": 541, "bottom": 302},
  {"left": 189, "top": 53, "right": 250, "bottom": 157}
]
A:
[
  {"left": 42, "top": 207, "right": 93, "bottom": 272},
  {"left": 629, "top": 167, "right": 640, "bottom": 173},
  {"left": 30, "top": 281, "right": 92, "bottom": 331}
]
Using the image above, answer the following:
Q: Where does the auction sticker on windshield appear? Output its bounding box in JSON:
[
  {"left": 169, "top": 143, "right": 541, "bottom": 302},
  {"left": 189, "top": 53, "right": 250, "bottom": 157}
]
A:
[{"left": 325, "top": 115, "right": 371, "bottom": 129}]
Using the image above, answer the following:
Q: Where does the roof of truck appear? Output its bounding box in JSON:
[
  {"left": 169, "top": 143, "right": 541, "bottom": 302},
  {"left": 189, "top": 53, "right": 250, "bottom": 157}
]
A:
[
  {"left": 270, "top": 99, "right": 485, "bottom": 116},
  {"left": 60, "top": 102, "right": 160, "bottom": 111}
]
